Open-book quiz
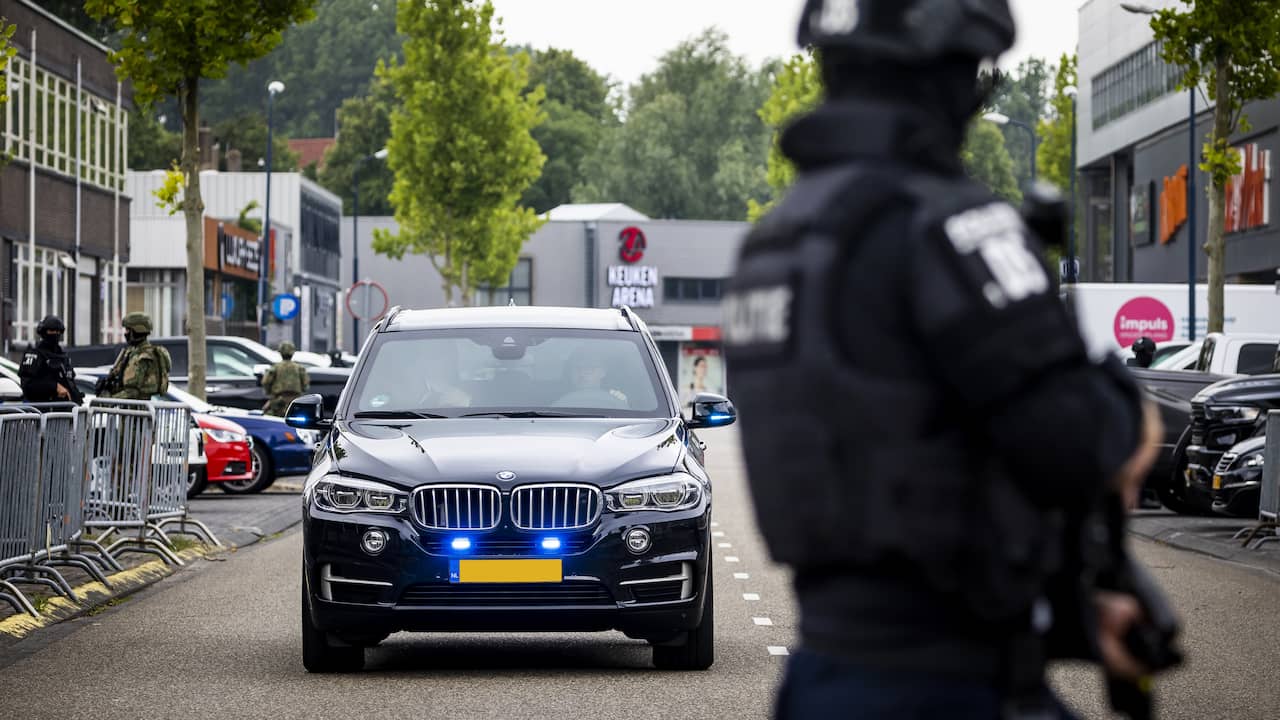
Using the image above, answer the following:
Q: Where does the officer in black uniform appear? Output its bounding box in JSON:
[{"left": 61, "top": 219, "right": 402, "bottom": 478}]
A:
[
  {"left": 723, "top": 1, "right": 1164, "bottom": 717},
  {"left": 19, "top": 315, "right": 84, "bottom": 405},
  {"left": 1130, "top": 337, "right": 1157, "bottom": 368}
]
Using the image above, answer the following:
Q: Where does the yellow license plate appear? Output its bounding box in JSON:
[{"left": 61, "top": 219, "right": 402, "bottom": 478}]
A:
[
  {"left": 1213, "top": 475, "right": 1223, "bottom": 490},
  {"left": 455, "top": 559, "right": 562, "bottom": 583}
]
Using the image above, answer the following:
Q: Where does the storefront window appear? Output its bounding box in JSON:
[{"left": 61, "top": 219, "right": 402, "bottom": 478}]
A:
[
  {"left": 475, "top": 258, "right": 532, "bottom": 306},
  {"left": 664, "top": 277, "right": 723, "bottom": 303}
]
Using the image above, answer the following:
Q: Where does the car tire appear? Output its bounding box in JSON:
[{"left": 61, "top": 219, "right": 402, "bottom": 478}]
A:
[
  {"left": 186, "top": 466, "right": 207, "bottom": 499},
  {"left": 302, "top": 570, "right": 365, "bottom": 673},
  {"left": 220, "top": 444, "right": 274, "bottom": 495},
  {"left": 1160, "top": 431, "right": 1213, "bottom": 516},
  {"left": 652, "top": 576, "right": 714, "bottom": 671}
]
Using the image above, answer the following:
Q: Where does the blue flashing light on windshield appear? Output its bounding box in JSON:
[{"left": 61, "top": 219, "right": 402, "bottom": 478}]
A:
[
  {"left": 540, "top": 537, "right": 562, "bottom": 551},
  {"left": 450, "top": 537, "right": 473, "bottom": 551}
]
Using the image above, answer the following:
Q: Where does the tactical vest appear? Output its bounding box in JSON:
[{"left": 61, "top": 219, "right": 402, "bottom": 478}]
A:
[
  {"left": 269, "top": 362, "right": 304, "bottom": 395},
  {"left": 724, "top": 166, "right": 1058, "bottom": 622}
]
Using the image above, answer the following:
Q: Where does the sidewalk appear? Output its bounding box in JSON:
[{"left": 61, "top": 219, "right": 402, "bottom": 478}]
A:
[
  {"left": 0, "top": 479, "right": 304, "bottom": 644},
  {"left": 1129, "top": 509, "right": 1280, "bottom": 578}
]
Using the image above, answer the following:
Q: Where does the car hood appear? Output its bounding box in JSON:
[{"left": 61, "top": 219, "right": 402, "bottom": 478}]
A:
[
  {"left": 329, "top": 418, "right": 684, "bottom": 490},
  {"left": 306, "top": 367, "right": 352, "bottom": 382},
  {"left": 1193, "top": 374, "right": 1280, "bottom": 409},
  {"left": 194, "top": 413, "right": 248, "bottom": 435}
]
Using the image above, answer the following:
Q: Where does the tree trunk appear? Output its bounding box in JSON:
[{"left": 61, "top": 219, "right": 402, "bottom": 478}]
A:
[
  {"left": 1205, "top": 57, "right": 1234, "bottom": 334},
  {"left": 182, "top": 80, "right": 208, "bottom": 400},
  {"left": 460, "top": 262, "right": 470, "bottom": 307}
]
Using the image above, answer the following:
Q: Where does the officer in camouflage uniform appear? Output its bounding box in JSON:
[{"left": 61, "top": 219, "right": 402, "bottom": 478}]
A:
[
  {"left": 101, "top": 313, "right": 171, "bottom": 400},
  {"left": 261, "top": 341, "right": 309, "bottom": 416}
]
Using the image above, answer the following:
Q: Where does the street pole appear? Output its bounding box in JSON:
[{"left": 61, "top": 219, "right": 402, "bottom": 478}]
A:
[
  {"left": 261, "top": 81, "right": 284, "bottom": 347},
  {"left": 1068, "top": 93, "right": 1077, "bottom": 283},
  {"left": 352, "top": 168, "right": 360, "bottom": 351},
  {"left": 1187, "top": 82, "right": 1197, "bottom": 342}
]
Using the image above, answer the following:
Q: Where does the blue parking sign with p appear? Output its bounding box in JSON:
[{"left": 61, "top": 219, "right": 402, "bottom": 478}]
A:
[{"left": 272, "top": 293, "right": 301, "bottom": 321}]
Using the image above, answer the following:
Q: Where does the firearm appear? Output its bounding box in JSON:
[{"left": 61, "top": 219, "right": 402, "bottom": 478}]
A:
[
  {"left": 61, "top": 364, "right": 85, "bottom": 405},
  {"left": 1023, "top": 183, "right": 1183, "bottom": 720},
  {"left": 94, "top": 365, "right": 123, "bottom": 396}
]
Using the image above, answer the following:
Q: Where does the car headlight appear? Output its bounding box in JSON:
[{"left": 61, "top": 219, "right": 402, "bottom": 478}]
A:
[
  {"left": 1206, "top": 405, "right": 1262, "bottom": 424},
  {"left": 1243, "top": 452, "right": 1265, "bottom": 469},
  {"left": 604, "top": 474, "right": 704, "bottom": 513},
  {"left": 204, "top": 429, "right": 247, "bottom": 443},
  {"left": 295, "top": 428, "right": 321, "bottom": 445},
  {"left": 313, "top": 477, "right": 408, "bottom": 514}
]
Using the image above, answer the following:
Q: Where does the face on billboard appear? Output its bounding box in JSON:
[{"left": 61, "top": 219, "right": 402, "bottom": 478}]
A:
[{"left": 678, "top": 345, "right": 723, "bottom": 407}]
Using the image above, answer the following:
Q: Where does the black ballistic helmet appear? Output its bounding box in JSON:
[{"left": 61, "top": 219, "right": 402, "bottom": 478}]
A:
[
  {"left": 37, "top": 315, "right": 65, "bottom": 334},
  {"left": 1132, "top": 337, "right": 1156, "bottom": 355},
  {"left": 798, "top": 0, "right": 1016, "bottom": 63}
]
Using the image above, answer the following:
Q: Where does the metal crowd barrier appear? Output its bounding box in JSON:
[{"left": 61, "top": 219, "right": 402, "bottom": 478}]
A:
[
  {"left": 1242, "top": 411, "right": 1280, "bottom": 549},
  {"left": 0, "top": 399, "right": 222, "bottom": 618},
  {"left": 85, "top": 399, "right": 220, "bottom": 566}
]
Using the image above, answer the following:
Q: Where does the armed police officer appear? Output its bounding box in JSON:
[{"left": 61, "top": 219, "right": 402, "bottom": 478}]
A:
[
  {"left": 724, "top": 1, "right": 1169, "bottom": 717},
  {"left": 19, "top": 315, "right": 84, "bottom": 405},
  {"left": 98, "top": 313, "right": 171, "bottom": 400},
  {"left": 261, "top": 341, "right": 309, "bottom": 416}
]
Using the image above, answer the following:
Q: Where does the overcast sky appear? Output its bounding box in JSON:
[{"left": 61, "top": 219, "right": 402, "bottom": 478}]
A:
[{"left": 489, "top": 0, "right": 1083, "bottom": 88}]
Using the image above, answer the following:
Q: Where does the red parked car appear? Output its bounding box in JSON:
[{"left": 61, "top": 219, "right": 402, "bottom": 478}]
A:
[{"left": 189, "top": 413, "right": 252, "bottom": 498}]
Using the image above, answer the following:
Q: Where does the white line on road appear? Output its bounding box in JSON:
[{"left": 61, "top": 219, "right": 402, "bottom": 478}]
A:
[
  {"left": 725, "top": 556, "right": 740, "bottom": 563},
  {"left": 767, "top": 646, "right": 789, "bottom": 656},
  {"left": 733, "top": 572, "right": 750, "bottom": 579},
  {"left": 711, "top": 521, "right": 720, "bottom": 528},
  {"left": 712, "top": 531, "right": 726, "bottom": 537},
  {"left": 743, "top": 593, "right": 760, "bottom": 601},
  {"left": 718, "top": 542, "right": 733, "bottom": 548},
  {"left": 753, "top": 617, "right": 774, "bottom": 626}
]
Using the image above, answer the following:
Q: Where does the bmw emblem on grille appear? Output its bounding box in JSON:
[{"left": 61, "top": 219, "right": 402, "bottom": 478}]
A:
[{"left": 496, "top": 471, "right": 517, "bottom": 481}]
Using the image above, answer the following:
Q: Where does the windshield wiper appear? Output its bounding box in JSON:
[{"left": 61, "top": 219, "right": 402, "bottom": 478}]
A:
[
  {"left": 352, "top": 410, "right": 448, "bottom": 420},
  {"left": 460, "top": 411, "right": 603, "bottom": 419}
]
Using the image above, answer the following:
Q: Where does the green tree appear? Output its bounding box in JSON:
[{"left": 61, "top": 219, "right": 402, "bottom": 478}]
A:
[
  {"left": 85, "top": 0, "right": 317, "bottom": 400},
  {"left": 519, "top": 48, "right": 615, "bottom": 212},
  {"left": 988, "top": 57, "right": 1051, "bottom": 188},
  {"left": 962, "top": 120, "right": 1021, "bottom": 205},
  {"left": 748, "top": 50, "right": 822, "bottom": 222},
  {"left": 1151, "top": 0, "right": 1280, "bottom": 333},
  {"left": 1036, "top": 54, "right": 1077, "bottom": 192},
  {"left": 318, "top": 74, "right": 395, "bottom": 215},
  {"left": 573, "top": 29, "right": 773, "bottom": 220},
  {"left": 127, "top": 110, "right": 183, "bottom": 170},
  {"left": 211, "top": 112, "right": 300, "bottom": 171},
  {"left": 199, "top": 0, "right": 401, "bottom": 138},
  {"left": 1, "top": 16, "right": 14, "bottom": 104},
  {"left": 372, "top": 0, "right": 546, "bottom": 306}
]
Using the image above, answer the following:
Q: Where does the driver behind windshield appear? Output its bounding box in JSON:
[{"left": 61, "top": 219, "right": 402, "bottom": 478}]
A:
[{"left": 553, "top": 347, "right": 628, "bottom": 409}]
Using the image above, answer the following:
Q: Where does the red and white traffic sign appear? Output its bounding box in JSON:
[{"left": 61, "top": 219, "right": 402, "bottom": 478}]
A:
[{"left": 346, "top": 280, "right": 389, "bottom": 321}]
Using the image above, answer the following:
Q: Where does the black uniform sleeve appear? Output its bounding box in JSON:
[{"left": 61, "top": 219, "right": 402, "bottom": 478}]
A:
[{"left": 906, "top": 201, "right": 1143, "bottom": 508}]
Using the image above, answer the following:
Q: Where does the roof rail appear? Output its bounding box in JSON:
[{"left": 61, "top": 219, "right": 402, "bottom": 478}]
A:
[
  {"left": 618, "top": 305, "right": 640, "bottom": 331},
  {"left": 381, "top": 306, "right": 404, "bottom": 331}
]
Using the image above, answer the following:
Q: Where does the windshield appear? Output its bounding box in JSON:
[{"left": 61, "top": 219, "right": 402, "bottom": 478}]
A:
[
  {"left": 349, "top": 328, "right": 669, "bottom": 419},
  {"left": 1152, "top": 342, "right": 1201, "bottom": 370}
]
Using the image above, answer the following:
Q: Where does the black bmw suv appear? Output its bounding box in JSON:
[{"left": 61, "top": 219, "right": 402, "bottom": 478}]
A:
[{"left": 289, "top": 306, "right": 736, "bottom": 673}]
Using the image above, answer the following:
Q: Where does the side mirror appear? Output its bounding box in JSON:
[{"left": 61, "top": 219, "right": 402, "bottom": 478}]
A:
[
  {"left": 687, "top": 392, "right": 737, "bottom": 429},
  {"left": 0, "top": 377, "right": 23, "bottom": 403},
  {"left": 286, "top": 394, "right": 332, "bottom": 430}
]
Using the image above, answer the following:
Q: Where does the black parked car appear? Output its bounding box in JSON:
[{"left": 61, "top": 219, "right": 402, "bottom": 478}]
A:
[
  {"left": 65, "top": 336, "right": 350, "bottom": 412},
  {"left": 1129, "top": 366, "right": 1229, "bottom": 504},
  {"left": 1174, "top": 376, "right": 1280, "bottom": 514},
  {"left": 290, "top": 306, "right": 736, "bottom": 673},
  {"left": 1209, "top": 435, "right": 1267, "bottom": 518}
]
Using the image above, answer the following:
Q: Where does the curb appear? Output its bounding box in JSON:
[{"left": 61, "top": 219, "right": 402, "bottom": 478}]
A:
[
  {"left": 1129, "top": 523, "right": 1280, "bottom": 578},
  {"left": 0, "top": 546, "right": 209, "bottom": 646}
]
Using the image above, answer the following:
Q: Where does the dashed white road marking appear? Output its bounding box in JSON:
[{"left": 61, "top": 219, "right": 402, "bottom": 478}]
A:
[
  {"left": 733, "top": 573, "right": 749, "bottom": 580},
  {"left": 767, "top": 646, "right": 789, "bottom": 656},
  {"left": 712, "top": 531, "right": 726, "bottom": 538},
  {"left": 717, "top": 542, "right": 733, "bottom": 548},
  {"left": 725, "top": 556, "right": 740, "bottom": 563},
  {"left": 710, "top": 522, "right": 720, "bottom": 528},
  {"left": 753, "top": 617, "right": 774, "bottom": 626},
  {"left": 743, "top": 593, "right": 760, "bottom": 601}
]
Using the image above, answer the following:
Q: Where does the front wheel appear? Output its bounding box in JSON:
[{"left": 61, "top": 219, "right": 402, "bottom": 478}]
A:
[
  {"left": 220, "top": 444, "right": 274, "bottom": 495},
  {"left": 302, "top": 570, "right": 365, "bottom": 673},
  {"left": 652, "top": 576, "right": 714, "bottom": 671},
  {"left": 186, "top": 465, "right": 208, "bottom": 499}
]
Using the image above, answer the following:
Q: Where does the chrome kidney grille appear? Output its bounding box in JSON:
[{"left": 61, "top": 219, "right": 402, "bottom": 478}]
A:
[
  {"left": 412, "top": 485, "right": 501, "bottom": 530},
  {"left": 511, "top": 484, "right": 602, "bottom": 530}
]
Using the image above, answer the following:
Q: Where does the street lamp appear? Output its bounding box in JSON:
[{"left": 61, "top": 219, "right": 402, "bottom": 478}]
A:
[
  {"left": 1122, "top": 1, "right": 1196, "bottom": 341},
  {"left": 1065, "top": 85, "right": 1079, "bottom": 284},
  {"left": 351, "top": 147, "right": 388, "bottom": 351},
  {"left": 982, "top": 111, "right": 1039, "bottom": 182},
  {"left": 260, "top": 80, "right": 285, "bottom": 346}
]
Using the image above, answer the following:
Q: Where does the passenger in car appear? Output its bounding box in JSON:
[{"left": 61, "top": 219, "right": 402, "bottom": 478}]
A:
[{"left": 553, "top": 348, "right": 628, "bottom": 409}]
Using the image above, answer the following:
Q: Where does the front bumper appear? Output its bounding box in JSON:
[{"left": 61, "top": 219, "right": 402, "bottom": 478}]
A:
[
  {"left": 268, "top": 441, "right": 315, "bottom": 476},
  {"left": 1184, "top": 444, "right": 1226, "bottom": 508},
  {"left": 1211, "top": 467, "right": 1263, "bottom": 518},
  {"left": 303, "top": 503, "right": 711, "bottom": 642},
  {"left": 207, "top": 443, "right": 253, "bottom": 482}
]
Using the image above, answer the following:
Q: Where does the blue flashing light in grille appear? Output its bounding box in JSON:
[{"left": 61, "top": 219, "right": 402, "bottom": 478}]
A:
[
  {"left": 540, "top": 536, "right": 562, "bottom": 551},
  {"left": 450, "top": 537, "right": 472, "bottom": 551}
]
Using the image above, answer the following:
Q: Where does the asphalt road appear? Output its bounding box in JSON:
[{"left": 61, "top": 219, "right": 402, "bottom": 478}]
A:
[{"left": 1, "top": 427, "right": 1277, "bottom": 719}]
